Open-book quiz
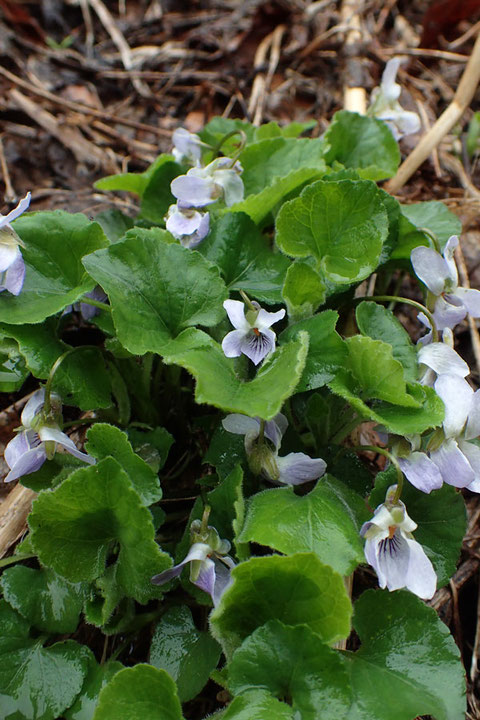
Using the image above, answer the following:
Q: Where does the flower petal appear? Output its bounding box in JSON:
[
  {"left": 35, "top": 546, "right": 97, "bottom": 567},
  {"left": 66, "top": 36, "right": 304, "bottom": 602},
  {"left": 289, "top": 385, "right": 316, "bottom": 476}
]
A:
[
  {"left": 193, "top": 557, "right": 216, "bottom": 600},
  {"left": 430, "top": 438, "right": 475, "bottom": 488},
  {"left": 410, "top": 246, "right": 451, "bottom": 296},
  {"left": 240, "top": 329, "right": 275, "bottom": 365},
  {"left": 21, "top": 389, "right": 46, "bottom": 428},
  {"left": 433, "top": 295, "right": 466, "bottom": 331},
  {"left": 222, "top": 414, "right": 260, "bottom": 437},
  {"left": 38, "top": 427, "right": 96, "bottom": 464},
  {"left": 458, "top": 439, "right": 480, "bottom": 492},
  {"left": 380, "top": 58, "right": 402, "bottom": 101},
  {"left": 255, "top": 307, "right": 286, "bottom": 331},
  {"left": 213, "top": 170, "right": 244, "bottom": 206},
  {"left": 4, "top": 253, "right": 25, "bottom": 296},
  {"left": 373, "top": 530, "right": 411, "bottom": 591},
  {"left": 151, "top": 542, "right": 210, "bottom": 586},
  {"left": 0, "top": 242, "right": 20, "bottom": 273},
  {"left": 223, "top": 299, "right": 249, "bottom": 330},
  {"left": 170, "top": 174, "right": 216, "bottom": 208},
  {"left": 275, "top": 452, "right": 326, "bottom": 486},
  {"left": 4, "top": 431, "right": 46, "bottom": 483},
  {"left": 211, "top": 555, "right": 234, "bottom": 607},
  {"left": 397, "top": 451, "right": 443, "bottom": 493},
  {"left": 454, "top": 287, "right": 480, "bottom": 318},
  {"left": 403, "top": 536, "right": 437, "bottom": 600},
  {"left": 465, "top": 390, "right": 480, "bottom": 441},
  {"left": 222, "top": 329, "right": 246, "bottom": 359},
  {"left": 0, "top": 192, "right": 31, "bottom": 228},
  {"left": 434, "top": 374, "right": 473, "bottom": 438},
  {"left": 418, "top": 342, "right": 469, "bottom": 379}
]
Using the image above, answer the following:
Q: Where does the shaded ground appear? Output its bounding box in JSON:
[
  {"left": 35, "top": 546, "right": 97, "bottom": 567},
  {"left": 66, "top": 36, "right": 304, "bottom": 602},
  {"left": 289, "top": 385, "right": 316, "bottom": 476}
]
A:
[{"left": 1, "top": 0, "right": 480, "bottom": 717}]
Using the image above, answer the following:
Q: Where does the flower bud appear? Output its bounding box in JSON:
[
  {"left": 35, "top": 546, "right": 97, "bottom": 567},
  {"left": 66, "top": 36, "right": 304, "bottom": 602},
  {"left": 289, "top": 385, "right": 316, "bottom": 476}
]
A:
[{"left": 247, "top": 442, "right": 280, "bottom": 482}]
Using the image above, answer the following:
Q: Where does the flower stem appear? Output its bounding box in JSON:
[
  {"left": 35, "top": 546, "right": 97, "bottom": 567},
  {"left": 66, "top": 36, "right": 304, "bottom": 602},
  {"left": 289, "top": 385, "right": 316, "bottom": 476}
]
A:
[
  {"left": 0, "top": 552, "right": 36, "bottom": 569},
  {"left": 419, "top": 226, "right": 442, "bottom": 253},
  {"left": 353, "top": 295, "right": 438, "bottom": 342},
  {"left": 239, "top": 290, "right": 257, "bottom": 312},
  {"left": 212, "top": 129, "right": 247, "bottom": 161},
  {"left": 43, "top": 347, "right": 78, "bottom": 414},
  {"left": 79, "top": 296, "right": 111, "bottom": 312},
  {"left": 352, "top": 444, "right": 404, "bottom": 502}
]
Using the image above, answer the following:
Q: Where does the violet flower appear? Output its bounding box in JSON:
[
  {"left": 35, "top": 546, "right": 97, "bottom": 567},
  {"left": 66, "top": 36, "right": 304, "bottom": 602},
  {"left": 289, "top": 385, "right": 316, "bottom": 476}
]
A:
[
  {"left": 222, "top": 412, "right": 327, "bottom": 486},
  {"left": 367, "top": 57, "right": 421, "bottom": 140},
  {"left": 151, "top": 518, "right": 235, "bottom": 607},
  {"left": 172, "top": 128, "right": 203, "bottom": 166},
  {"left": 165, "top": 203, "right": 210, "bottom": 248},
  {"left": 170, "top": 157, "right": 244, "bottom": 209},
  {"left": 411, "top": 236, "right": 480, "bottom": 332},
  {"left": 3, "top": 388, "right": 95, "bottom": 483},
  {"left": 222, "top": 299, "right": 285, "bottom": 365},
  {"left": 361, "top": 484, "right": 436, "bottom": 599},
  {"left": 0, "top": 192, "right": 31, "bottom": 296}
]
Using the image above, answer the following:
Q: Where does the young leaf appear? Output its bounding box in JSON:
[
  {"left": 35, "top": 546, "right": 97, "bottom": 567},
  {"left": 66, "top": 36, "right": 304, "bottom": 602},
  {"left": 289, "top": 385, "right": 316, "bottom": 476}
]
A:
[
  {"left": 150, "top": 606, "right": 221, "bottom": 702},
  {"left": 281, "top": 260, "right": 326, "bottom": 321},
  {"left": 323, "top": 111, "right": 400, "bottom": 180},
  {"left": 210, "top": 553, "right": 352, "bottom": 658},
  {"left": 0, "top": 211, "right": 109, "bottom": 324},
  {"left": 94, "top": 153, "right": 175, "bottom": 196},
  {"left": 237, "top": 476, "right": 367, "bottom": 575},
  {"left": 92, "top": 665, "right": 183, "bottom": 720},
  {"left": 28, "top": 457, "right": 171, "bottom": 602},
  {"left": 276, "top": 180, "right": 388, "bottom": 284},
  {"left": 83, "top": 236, "right": 227, "bottom": 355}
]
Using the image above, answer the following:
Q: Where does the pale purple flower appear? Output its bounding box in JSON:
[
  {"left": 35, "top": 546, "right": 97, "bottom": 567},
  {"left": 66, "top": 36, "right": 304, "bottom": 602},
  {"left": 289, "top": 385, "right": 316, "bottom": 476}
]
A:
[
  {"left": 222, "top": 299, "right": 285, "bottom": 365},
  {"left": 3, "top": 389, "right": 95, "bottom": 483},
  {"left": 172, "top": 128, "right": 203, "bottom": 166},
  {"left": 222, "top": 412, "right": 327, "bottom": 486},
  {"left": 0, "top": 192, "right": 31, "bottom": 295},
  {"left": 411, "top": 236, "right": 480, "bottom": 331},
  {"left": 361, "top": 485, "right": 436, "bottom": 599},
  {"left": 417, "top": 331, "right": 469, "bottom": 386},
  {"left": 170, "top": 157, "right": 244, "bottom": 209},
  {"left": 65, "top": 286, "right": 108, "bottom": 320},
  {"left": 367, "top": 58, "right": 421, "bottom": 140},
  {"left": 165, "top": 203, "right": 210, "bottom": 248},
  {"left": 151, "top": 523, "right": 235, "bottom": 606}
]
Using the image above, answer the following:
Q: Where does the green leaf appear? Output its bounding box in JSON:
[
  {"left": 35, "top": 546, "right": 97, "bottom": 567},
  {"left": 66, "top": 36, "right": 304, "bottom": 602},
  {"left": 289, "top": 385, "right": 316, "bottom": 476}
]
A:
[
  {"left": 162, "top": 329, "right": 308, "bottom": 419},
  {"left": 85, "top": 423, "right": 162, "bottom": 505},
  {"left": 370, "top": 467, "right": 466, "bottom": 587},
  {"left": 204, "top": 426, "right": 246, "bottom": 481},
  {"left": 28, "top": 457, "right": 171, "bottom": 602},
  {"left": 323, "top": 111, "right": 400, "bottom": 180},
  {"left": 344, "top": 589, "right": 465, "bottom": 720},
  {"left": 238, "top": 476, "right": 367, "bottom": 575},
  {"left": 280, "top": 310, "right": 347, "bottom": 392},
  {"left": 253, "top": 120, "right": 316, "bottom": 140},
  {"left": 355, "top": 301, "right": 417, "bottom": 382},
  {"left": 127, "top": 426, "right": 174, "bottom": 473},
  {"left": 328, "top": 371, "right": 444, "bottom": 435},
  {"left": 92, "top": 665, "right": 183, "bottom": 720},
  {"left": 210, "top": 552, "right": 352, "bottom": 658},
  {"left": 94, "top": 154, "right": 175, "bottom": 197},
  {"left": 345, "top": 335, "right": 419, "bottom": 407},
  {"left": 0, "top": 346, "right": 28, "bottom": 391},
  {"left": 83, "top": 235, "right": 227, "bottom": 355},
  {"left": 0, "top": 600, "right": 89, "bottom": 720},
  {"left": 94, "top": 208, "right": 134, "bottom": 242},
  {"left": 83, "top": 565, "right": 126, "bottom": 629},
  {"left": 222, "top": 690, "right": 294, "bottom": 719},
  {"left": 199, "top": 117, "right": 256, "bottom": 151},
  {"left": 0, "top": 211, "right": 109, "bottom": 324},
  {"left": 228, "top": 620, "right": 351, "bottom": 720},
  {"left": 0, "top": 319, "right": 112, "bottom": 410},
  {"left": 198, "top": 212, "right": 290, "bottom": 304},
  {"left": 276, "top": 180, "right": 388, "bottom": 284},
  {"left": 140, "top": 160, "right": 183, "bottom": 223},
  {"left": 281, "top": 260, "right": 326, "bottom": 321},
  {"left": 0, "top": 566, "right": 84, "bottom": 634},
  {"left": 65, "top": 652, "right": 123, "bottom": 720},
  {"left": 401, "top": 201, "right": 462, "bottom": 251},
  {"left": 150, "top": 606, "right": 221, "bottom": 702},
  {"left": 207, "top": 465, "right": 245, "bottom": 546}
]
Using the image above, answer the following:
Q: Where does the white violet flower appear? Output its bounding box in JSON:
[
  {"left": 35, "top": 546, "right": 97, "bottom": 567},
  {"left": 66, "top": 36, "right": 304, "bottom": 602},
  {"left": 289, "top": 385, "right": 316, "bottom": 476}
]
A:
[
  {"left": 0, "top": 192, "right": 31, "bottom": 296},
  {"left": 361, "top": 484, "right": 437, "bottom": 599},
  {"left": 171, "top": 157, "right": 244, "bottom": 209},
  {"left": 367, "top": 57, "right": 421, "bottom": 140},
  {"left": 411, "top": 236, "right": 480, "bottom": 332},
  {"left": 165, "top": 203, "right": 210, "bottom": 248},
  {"left": 222, "top": 412, "right": 327, "bottom": 486},
  {"left": 171, "top": 127, "right": 203, "bottom": 166},
  {"left": 222, "top": 298, "right": 285, "bottom": 365}
]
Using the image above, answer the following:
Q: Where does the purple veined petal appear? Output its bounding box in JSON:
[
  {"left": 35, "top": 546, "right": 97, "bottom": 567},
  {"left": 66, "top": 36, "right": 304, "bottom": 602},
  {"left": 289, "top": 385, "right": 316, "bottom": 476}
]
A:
[
  {"left": 222, "top": 329, "right": 247, "bottom": 359},
  {"left": 223, "top": 299, "right": 249, "bottom": 331},
  {"left": 170, "top": 175, "right": 216, "bottom": 208},
  {"left": 275, "top": 452, "right": 327, "bottom": 486},
  {"left": 403, "top": 535, "right": 437, "bottom": 599},
  {"left": 211, "top": 555, "right": 235, "bottom": 607},
  {"left": 151, "top": 542, "right": 210, "bottom": 586},
  {"left": 454, "top": 287, "right": 480, "bottom": 318},
  {"left": 397, "top": 452, "right": 443, "bottom": 494},
  {"left": 213, "top": 170, "right": 244, "bottom": 206},
  {"left": 166, "top": 205, "right": 203, "bottom": 238},
  {"left": 375, "top": 529, "right": 413, "bottom": 591},
  {"left": 433, "top": 295, "right": 467, "bottom": 331},
  {"left": 21, "top": 389, "right": 46, "bottom": 428},
  {"left": 458, "top": 440, "right": 480, "bottom": 492},
  {"left": 4, "top": 431, "right": 46, "bottom": 483},
  {"left": 0, "top": 241, "right": 20, "bottom": 273},
  {"left": 240, "top": 328, "right": 276, "bottom": 365},
  {"left": 4, "top": 447, "right": 47, "bottom": 483},
  {"left": 418, "top": 342, "right": 469, "bottom": 379},
  {"left": 38, "top": 426, "right": 96, "bottom": 465},
  {"left": 434, "top": 374, "right": 473, "bottom": 438},
  {"left": 465, "top": 390, "right": 480, "bottom": 441},
  {"left": 411, "top": 246, "right": 451, "bottom": 296},
  {"left": 222, "top": 414, "right": 260, "bottom": 438},
  {"left": 4, "top": 252, "right": 25, "bottom": 296},
  {"left": 0, "top": 192, "right": 31, "bottom": 228},
  {"left": 4, "top": 430, "right": 37, "bottom": 469},
  {"left": 265, "top": 413, "right": 288, "bottom": 449},
  {"left": 380, "top": 58, "right": 402, "bottom": 101},
  {"left": 430, "top": 438, "right": 475, "bottom": 488},
  {"left": 255, "top": 307, "right": 286, "bottom": 331},
  {"left": 193, "top": 556, "right": 216, "bottom": 601}
]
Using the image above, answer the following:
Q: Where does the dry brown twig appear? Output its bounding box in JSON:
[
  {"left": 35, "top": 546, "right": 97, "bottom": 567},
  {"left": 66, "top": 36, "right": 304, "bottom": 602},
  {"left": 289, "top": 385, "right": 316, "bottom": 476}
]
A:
[
  {"left": 385, "top": 31, "right": 480, "bottom": 194},
  {"left": 248, "top": 25, "right": 286, "bottom": 126},
  {"left": 340, "top": 0, "right": 367, "bottom": 114}
]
